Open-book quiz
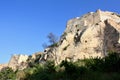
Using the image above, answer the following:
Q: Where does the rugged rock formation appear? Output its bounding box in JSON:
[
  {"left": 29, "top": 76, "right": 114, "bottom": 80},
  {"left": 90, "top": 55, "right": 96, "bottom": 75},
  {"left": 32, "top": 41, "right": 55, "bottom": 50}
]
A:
[
  {"left": 7, "top": 52, "right": 43, "bottom": 70},
  {"left": 0, "top": 64, "right": 8, "bottom": 71},
  {"left": 1, "top": 10, "right": 120, "bottom": 70},
  {"left": 43, "top": 10, "right": 120, "bottom": 64},
  {"left": 8, "top": 54, "right": 28, "bottom": 70}
]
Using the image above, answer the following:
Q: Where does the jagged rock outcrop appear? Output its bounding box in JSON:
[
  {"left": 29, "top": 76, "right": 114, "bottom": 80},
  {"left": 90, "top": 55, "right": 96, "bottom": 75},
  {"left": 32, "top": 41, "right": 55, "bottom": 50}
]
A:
[
  {"left": 1, "top": 10, "right": 120, "bottom": 70},
  {"left": 43, "top": 10, "right": 120, "bottom": 64},
  {"left": 8, "top": 54, "right": 28, "bottom": 70},
  {"left": 0, "top": 52, "right": 44, "bottom": 71},
  {"left": 7, "top": 52, "right": 43, "bottom": 70},
  {"left": 0, "top": 64, "right": 8, "bottom": 71}
]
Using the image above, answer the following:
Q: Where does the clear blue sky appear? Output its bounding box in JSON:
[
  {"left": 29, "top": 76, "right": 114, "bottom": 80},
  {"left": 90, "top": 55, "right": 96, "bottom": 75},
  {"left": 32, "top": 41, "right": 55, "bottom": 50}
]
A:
[{"left": 0, "top": 0, "right": 120, "bottom": 64}]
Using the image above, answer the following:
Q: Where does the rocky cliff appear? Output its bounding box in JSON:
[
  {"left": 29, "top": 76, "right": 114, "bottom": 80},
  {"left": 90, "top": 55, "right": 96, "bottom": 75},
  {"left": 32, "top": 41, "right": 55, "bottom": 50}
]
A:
[
  {"left": 0, "top": 64, "right": 8, "bottom": 70},
  {"left": 1, "top": 10, "right": 120, "bottom": 70},
  {"left": 8, "top": 54, "right": 28, "bottom": 70},
  {"left": 7, "top": 52, "right": 43, "bottom": 70},
  {"left": 43, "top": 10, "right": 120, "bottom": 64}
]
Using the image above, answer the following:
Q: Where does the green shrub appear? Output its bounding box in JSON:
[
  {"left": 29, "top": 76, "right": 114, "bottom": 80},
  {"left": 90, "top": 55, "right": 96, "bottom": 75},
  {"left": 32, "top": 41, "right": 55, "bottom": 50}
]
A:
[
  {"left": 44, "top": 61, "right": 56, "bottom": 73},
  {"left": 0, "top": 67, "right": 16, "bottom": 80},
  {"left": 49, "top": 43, "right": 58, "bottom": 47},
  {"left": 1, "top": 51, "right": 120, "bottom": 80}
]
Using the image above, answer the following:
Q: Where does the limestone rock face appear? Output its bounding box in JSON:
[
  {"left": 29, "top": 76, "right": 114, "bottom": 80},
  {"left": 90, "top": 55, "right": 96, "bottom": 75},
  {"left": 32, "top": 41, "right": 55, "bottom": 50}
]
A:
[
  {"left": 1, "top": 10, "right": 120, "bottom": 70},
  {"left": 8, "top": 54, "right": 28, "bottom": 70},
  {"left": 44, "top": 10, "right": 120, "bottom": 64},
  {"left": 7, "top": 52, "right": 43, "bottom": 70},
  {"left": 0, "top": 64, "right": 8, "bottom": 71}
]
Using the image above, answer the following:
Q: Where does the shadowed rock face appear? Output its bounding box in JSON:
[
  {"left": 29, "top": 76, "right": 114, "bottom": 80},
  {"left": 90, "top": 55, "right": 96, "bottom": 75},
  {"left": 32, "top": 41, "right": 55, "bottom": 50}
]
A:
[{"left": 44, "top": 10, "right": 120, "bottom": 64}]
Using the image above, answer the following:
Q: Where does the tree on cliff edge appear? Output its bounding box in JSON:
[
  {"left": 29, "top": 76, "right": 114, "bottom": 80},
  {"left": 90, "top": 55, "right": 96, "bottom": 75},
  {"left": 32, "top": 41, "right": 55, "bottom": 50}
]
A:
[{"left": 47, "top": 32, "right": 58, "bottom": 44}]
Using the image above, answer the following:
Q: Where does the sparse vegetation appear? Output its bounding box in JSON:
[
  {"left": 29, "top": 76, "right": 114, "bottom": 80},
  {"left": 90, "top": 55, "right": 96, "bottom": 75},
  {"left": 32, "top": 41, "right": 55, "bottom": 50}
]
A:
[
  {"left": 0, "top": 67, "right": 16, "bottom": 80},
  {"left": 0, "top": 51, "right": 120, "bottom": 80},
  {"left": 62, "top": 32, "right": 67, "bottom": 37},
  {"left": 42, "top": 32, "right": 59, "bottom": 48},
  {"left": 74, "top": 28, "right": 86, "bottom": 45},
  {"left": 48, "top": 43, "right": 58, "bottom": 47},
  {"left": 47, "top": 32, "right": 58, "bottom": 45}
]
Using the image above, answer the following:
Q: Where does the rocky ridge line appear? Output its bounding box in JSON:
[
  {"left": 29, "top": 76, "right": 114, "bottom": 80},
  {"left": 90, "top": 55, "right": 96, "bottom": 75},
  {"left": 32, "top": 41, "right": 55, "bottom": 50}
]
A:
[{"left": 0, "top": 10, "right": 120, "bottom": 70}]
